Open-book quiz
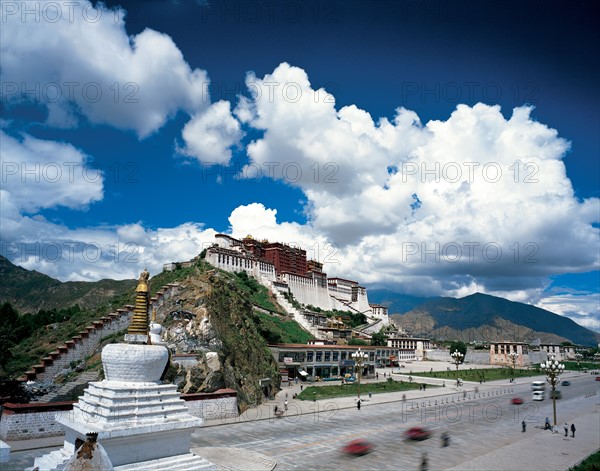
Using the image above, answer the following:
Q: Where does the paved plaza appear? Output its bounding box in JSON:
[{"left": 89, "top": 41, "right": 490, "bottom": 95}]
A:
[{"left": 4, "top": 366, "right": 599, "bottom": 470}]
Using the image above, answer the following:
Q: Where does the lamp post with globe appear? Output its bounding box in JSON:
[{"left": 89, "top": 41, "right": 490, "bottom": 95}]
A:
[
  {"left": 351, "top": 348, "right": 369, "bottom": 400},
  {"left": 450, "top": 350, "right": 464, "bottom": 387},
  {"left": 540, "top": 354, "right": 564, "bottom": 426}
]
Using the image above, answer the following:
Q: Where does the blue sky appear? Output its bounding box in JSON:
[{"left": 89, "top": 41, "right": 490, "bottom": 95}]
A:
[{"left": 1, "top": 0, "right": 598, "bottom": 332}]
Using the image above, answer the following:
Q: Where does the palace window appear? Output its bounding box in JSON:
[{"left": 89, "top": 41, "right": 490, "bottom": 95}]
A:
[{"left": 316, "top": 351, "right": 322, "bottom": 362}]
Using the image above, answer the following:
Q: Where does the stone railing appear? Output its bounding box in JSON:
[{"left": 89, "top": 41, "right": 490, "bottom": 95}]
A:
[
  {"left": 0, "top": 388, "right": 238, "bottom": 441},
  {"left": 18, "top": 284, "right": 181, "bottom": 383}
]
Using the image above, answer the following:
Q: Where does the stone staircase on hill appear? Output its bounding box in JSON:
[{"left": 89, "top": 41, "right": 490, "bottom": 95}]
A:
[
  {"left": 356, "top": 318, "right": 384, "bottom": 334},
  {"left": 19, "top": 283, "right": 181, "bottom": 385},
  {"left": 31, "top": 371, "right": 100, "bottom": 403}
]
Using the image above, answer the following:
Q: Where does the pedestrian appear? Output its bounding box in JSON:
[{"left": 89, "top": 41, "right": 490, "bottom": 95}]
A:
[
  {"left": 274, "top": 405, "right": 278, "bottom": 414},
  {"left": 295, "top": 377, "right": 298, "bottom": 384},
  {"left": 441, "top": 431, "right": 449, "bottom": 447},
  {"left": 545, "top": 417, "right": 550, "bottom": 430},
  {"left": 564, "top": 423, "right": 568, "bottom": 437},
  {"left": 420, "top": 452, "right": 428, "bottom": 471},
  {"left": 368, "top": 391, "right": 372, "bottom": 399},
  {"left": 423, "top": 383, "right": 426, "bottom": 391},
  {"left": 357, "top": 399, "right": 361, "bottom": 410},
  {"left": 463, "top": 390, "right": 466, "bottom": 399},
  {"left": 300, "top": 384, "right": 303, "bottom": 391},
  {"left": 402, "top": 394, "right": 406, "bottom": 403},
  {"left": 284, "top": 400, "right": 288, "bottom": 411},
  {"left": 571, "top": 423, "right": 576, "bottom": 438},
  {"left": 522, "top": 420, "right": 526, "bottom": 432},
  {"left": 384, "top": 372, "right": 386, "bottom": 378},
  {"left": 376, "top": 373, "right": 379, "bottom": 379},
  {"left": 285, "top": 392, "right": 288, "bottom": 399}
]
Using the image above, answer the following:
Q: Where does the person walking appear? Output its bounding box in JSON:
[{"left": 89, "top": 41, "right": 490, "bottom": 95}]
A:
[
  {"left": 571, "top": 423, "right": 576, "bottom": 438},
  {"left": 564, "top": 423, "right": 569, "bottom": 437},
  {"left": 356, "top": 398, "right": 361, "bottom": 410},
  {"left": 284, "top": 400, "right": 288, "bottom": 411},
  {"left": 522, "top": 420, "right": 526, "bottom": 433},
  {"left": 545, "top": 417, "right": 550, "bottom": 430},
  {"left": 420, "top": 453, "right": 428, "bottom": 471}
]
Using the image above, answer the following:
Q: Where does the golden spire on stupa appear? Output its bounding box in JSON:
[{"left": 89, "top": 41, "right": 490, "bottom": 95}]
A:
[{"left": 126, "top": 268, "right": 150, "bottom": 343}]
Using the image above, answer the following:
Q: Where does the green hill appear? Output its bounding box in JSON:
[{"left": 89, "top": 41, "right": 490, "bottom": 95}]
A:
[{"left": 0, "top": 256, "right": 136, "bottom": 313}]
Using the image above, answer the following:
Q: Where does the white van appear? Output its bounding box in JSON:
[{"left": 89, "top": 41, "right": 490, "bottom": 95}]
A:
[
  {"left": 532, "top": 391, "right": 545, "bottom": 401},
  {"left": 531, "top": 381, "right": 546, "bottom": 391}
]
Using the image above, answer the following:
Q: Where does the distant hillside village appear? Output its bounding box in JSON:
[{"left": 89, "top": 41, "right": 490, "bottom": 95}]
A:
[{"left": 163, "top": 234, "right": 584, "bottom": 383}]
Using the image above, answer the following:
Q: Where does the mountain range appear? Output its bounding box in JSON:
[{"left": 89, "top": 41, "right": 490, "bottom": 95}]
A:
[
  {"left": 1, "top": 256, "right": 598, "bottom": 346},
  {"left": 0, "top": 255, "right": 136, "bottom": 314},
  {"left": 369, "top": 289, "right": 599, "bottom": 346}
]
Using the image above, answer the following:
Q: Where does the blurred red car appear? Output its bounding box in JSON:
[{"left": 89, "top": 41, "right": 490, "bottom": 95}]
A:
[
  {"left": 595, "top": 376, "right": 600, "bottom": 381},
  {"left": 511, "top": 397, "right": 524, "bottom": 405},
  {"left": 342, "top": 439, "right": 374, "bottom": 456},
  {"left": 404, "top": 426, "right": 432, "bottom": 441}
]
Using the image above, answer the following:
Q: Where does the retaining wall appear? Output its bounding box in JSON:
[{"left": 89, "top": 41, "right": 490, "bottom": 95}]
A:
[
  {"left": 0, "top": 388, "right": 238, "bottom": 441},
  {"left": 18, "top": 284, "right": 181, "bottom": 383}
]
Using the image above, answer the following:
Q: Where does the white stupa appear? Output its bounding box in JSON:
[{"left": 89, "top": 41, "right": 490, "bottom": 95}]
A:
[{"left": 32, "top": 270, "right": 214, "bottom": 471}]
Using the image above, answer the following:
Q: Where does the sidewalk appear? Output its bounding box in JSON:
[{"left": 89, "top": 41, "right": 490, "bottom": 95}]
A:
[{"left": 446, "top": 406, "right": 600, "bottom": 471}]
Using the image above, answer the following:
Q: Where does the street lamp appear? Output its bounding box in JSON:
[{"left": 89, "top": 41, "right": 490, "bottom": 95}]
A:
[
  {"left": 352, "top": 348, "right": 369, "bottom": 399},
  {"left": 450, "top": 351, "right": 464, "bottom": 387},
  {"left": 540, "top": 354, "right": 564, "bottom": 426},
  {"left": 507, "top": 351, "right": 519, "bottom": 380}
]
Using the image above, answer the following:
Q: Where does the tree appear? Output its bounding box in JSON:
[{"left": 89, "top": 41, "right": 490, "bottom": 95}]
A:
[
  {"left": 348, "top": 338, "right": 368, "bottom": 346},
  {"left": 0, "top": 303, "right": 20, "bottom": 381},
  {"left": 449, "top": 341, "right": 467, "bottom": 363},
  {"left": 371, "top": 329, "right": 387, "bottom": 346}
]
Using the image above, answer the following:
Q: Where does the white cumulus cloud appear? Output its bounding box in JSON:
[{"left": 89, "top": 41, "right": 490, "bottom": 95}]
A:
[
  {"left": 0, "top": 1, "right": 210, "bottom": 137},
  {"left": 233, "top": 63, "right": 599, "bottom": 298},
  {"left": 180, "top": 100, "right": 243, "bottom": 165}
]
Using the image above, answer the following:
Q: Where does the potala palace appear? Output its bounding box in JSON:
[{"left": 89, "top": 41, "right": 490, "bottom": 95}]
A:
[{"left": 165, "top": 234, "right": 390, "bottom": 338}]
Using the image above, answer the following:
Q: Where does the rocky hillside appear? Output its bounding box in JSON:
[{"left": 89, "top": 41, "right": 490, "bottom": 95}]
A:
[
  {"left": 390, "top": 292, "right": 599, "bottom": 346},
  {"left": 0, "top": 256, "right": 136, "bottom": 313},
  {"left": 146, "top": 264, "right": 285, "bottom": 410}
]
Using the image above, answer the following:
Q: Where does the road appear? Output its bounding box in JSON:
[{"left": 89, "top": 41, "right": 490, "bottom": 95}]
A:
[{"left": 191, "top": 375, "right": 599, "bottom": 470}]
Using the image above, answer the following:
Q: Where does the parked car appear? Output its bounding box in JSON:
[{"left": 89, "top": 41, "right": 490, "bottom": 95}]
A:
[
  {"left": 550, "top": 390, "right": 562, "bottom": 399},
  {"left": 511, "top": 397, "right": 524, "bottom": 405},
  {"left": 561, "top": 380, "right": 571, "bottom": 386},
  {"left": 404, "top": 426, "right": 432, "bottom": 441},
  {"left": 342, "top": 439, "right": 374, "bottom": 456},
  {"left": 595, "top": 376, "right": 600, "bottom": 381}
]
